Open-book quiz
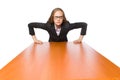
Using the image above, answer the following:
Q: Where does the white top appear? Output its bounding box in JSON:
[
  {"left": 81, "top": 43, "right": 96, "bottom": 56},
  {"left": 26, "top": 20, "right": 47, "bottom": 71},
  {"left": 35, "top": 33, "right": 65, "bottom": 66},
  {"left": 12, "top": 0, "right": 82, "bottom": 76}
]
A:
[{"left": 55, "top": 25, "right": 61, "bottom": 36}]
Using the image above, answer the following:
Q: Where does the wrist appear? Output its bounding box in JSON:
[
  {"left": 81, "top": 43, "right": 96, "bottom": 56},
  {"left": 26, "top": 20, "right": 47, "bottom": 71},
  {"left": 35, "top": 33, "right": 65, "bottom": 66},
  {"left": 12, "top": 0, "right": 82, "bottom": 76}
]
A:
[
  {"left": 79, "top": 35, "right": 84, "bottom": 41},
  {"left": 32, "top": 35, "right": 37, "bottom": 41}
]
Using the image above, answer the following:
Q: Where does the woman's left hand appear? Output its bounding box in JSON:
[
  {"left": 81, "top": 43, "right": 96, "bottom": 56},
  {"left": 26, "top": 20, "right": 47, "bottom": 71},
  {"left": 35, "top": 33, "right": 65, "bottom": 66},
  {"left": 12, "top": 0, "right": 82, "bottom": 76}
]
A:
[
  {"left": 73, "top": 39, "right": 82, "bottom": 44},
  {"left": 73, "top": 35, "right": 84, "bottom": 44}
]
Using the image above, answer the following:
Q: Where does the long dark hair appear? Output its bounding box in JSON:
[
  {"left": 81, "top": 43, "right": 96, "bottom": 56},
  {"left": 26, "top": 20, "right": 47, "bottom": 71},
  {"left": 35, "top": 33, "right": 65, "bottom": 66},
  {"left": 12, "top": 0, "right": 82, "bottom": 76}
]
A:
[{"left": 47, "top": 8, "right": 68, "bottom": 24}]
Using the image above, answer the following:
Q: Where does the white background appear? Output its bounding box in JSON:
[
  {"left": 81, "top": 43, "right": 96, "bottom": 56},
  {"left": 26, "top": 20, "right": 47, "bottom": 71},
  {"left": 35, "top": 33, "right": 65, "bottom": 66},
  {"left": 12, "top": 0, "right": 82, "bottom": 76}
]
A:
[{"left": 0, "top": 0, "right": 120, "bottom": 69}]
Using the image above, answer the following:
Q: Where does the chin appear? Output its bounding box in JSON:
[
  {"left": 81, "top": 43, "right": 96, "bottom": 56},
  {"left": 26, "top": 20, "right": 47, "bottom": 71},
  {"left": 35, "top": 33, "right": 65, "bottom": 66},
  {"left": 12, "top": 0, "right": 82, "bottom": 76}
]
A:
[{"left": 56, "top": 23, "right": 62, "bottom": 26}]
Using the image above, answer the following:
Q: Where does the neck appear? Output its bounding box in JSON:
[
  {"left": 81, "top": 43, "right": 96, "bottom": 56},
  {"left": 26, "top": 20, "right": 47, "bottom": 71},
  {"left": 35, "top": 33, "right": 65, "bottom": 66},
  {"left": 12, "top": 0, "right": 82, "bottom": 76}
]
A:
[{"left": 55, "top": 25, "right": 61, "bottom": 29}]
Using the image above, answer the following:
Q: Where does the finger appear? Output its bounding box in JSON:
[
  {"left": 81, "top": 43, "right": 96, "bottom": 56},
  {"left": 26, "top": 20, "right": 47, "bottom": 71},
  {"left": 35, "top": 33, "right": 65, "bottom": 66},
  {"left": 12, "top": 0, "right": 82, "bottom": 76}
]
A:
[
  {"left": 38, "top": 41, "right": 43, "bottom": 44},
  {"left": 73, "top": 40, "right": 81, "bottom": 44},
  {"left": 73, "top": 40, "right": 78, "bottom": 44}
]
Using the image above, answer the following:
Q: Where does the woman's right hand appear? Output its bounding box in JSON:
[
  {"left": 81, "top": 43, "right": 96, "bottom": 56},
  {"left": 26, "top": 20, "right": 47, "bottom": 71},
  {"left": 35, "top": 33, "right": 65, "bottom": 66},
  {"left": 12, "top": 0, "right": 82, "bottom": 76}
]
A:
[
  {"left": 32, "top": 35, "right": 43, "bottom": 44},
  {"left": 34, "top": 39, "right": 43, "bottom": 44}
]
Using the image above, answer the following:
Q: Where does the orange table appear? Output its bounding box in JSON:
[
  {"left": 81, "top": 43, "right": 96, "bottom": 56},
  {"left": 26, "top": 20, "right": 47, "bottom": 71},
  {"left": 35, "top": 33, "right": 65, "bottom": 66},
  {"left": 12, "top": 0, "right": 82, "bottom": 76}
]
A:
[{"left": 0, "top": 42, "right": 120, "bottom": 80}]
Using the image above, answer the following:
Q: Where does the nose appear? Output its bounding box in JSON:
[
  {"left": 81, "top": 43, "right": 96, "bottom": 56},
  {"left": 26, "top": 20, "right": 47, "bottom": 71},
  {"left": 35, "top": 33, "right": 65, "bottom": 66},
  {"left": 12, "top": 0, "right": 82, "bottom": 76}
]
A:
[{"left": 57, "top": 18, "right": 60, "bottom": 20}]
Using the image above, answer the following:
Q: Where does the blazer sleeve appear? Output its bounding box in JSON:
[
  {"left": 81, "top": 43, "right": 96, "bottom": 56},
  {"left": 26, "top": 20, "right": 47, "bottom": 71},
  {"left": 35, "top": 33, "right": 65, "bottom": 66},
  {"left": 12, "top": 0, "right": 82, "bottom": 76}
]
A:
[
  {"left": 28, "top": 22, "right": 47, "bottom": 35},
  {"left": 69, "top": 22, "right": 87, "bottom": 35}
]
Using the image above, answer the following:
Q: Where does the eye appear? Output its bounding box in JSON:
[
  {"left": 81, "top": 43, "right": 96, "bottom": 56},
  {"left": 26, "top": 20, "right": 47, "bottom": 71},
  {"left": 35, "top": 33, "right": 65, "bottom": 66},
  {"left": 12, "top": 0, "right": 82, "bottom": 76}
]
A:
[{"left": 54, "top": 16, "right": 63, "bottom": 19}]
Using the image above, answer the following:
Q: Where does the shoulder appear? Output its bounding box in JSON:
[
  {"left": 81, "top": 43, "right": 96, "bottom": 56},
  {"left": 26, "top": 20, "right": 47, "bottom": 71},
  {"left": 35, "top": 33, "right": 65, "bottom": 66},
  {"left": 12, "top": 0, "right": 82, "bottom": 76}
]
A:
[
  {"left": 70, "top": 22, "right": 87, "bottom": 26},
  {"left": 28, "top": 22, "right": 51, "bottom": 26},
  {"left": 62, "top": 21, "right": 70, "bottom": 27},
  {"left": 28, "top": 22, "right": 45, "bottom": 25},
  {"left": 70, "top": 22, "right": 87, "bottom": 24}
]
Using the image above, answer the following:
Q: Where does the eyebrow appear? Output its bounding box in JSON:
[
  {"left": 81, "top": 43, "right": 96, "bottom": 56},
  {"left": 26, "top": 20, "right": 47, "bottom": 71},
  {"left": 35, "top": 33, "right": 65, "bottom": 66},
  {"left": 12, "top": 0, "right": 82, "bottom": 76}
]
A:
[{"left": 54, "top": 16, "right": 63, "bottom": 17}]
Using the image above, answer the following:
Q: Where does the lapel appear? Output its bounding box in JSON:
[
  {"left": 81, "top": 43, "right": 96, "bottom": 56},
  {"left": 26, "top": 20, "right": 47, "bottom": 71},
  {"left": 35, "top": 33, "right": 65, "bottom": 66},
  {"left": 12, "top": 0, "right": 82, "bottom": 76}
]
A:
[
  {"left": 51, "top": 24, "right": 58, "bottom": 36},
  {"left": 59, "top": 22, "right": 69, "bottom": 36},
  {"left": 59, "top": 26, "right": 64, "bottom": 36},
  {"left": 50, "top": 22, "right": 69, "bottom": 36}
]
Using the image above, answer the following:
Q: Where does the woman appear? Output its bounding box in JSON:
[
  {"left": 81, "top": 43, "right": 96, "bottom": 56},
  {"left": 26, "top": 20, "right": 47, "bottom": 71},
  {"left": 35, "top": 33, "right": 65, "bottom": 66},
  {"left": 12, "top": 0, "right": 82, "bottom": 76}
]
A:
[{"left": 28, "top": 8, "right": 87, "bottom": 44}]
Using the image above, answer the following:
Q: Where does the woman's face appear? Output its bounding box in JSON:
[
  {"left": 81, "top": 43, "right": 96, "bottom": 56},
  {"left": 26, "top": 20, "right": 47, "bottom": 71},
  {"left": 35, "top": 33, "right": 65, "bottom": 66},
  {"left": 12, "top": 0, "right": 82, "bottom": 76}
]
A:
[{"left": 53, "top": 10, "right": 63, "bottom": 27}]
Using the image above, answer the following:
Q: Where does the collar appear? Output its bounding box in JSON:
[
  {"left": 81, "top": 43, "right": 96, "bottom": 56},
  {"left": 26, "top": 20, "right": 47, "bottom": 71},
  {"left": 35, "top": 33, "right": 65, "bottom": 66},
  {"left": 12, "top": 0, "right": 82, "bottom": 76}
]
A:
[{"left": 54, "top": 25, "right": 61, "bottom": 30}]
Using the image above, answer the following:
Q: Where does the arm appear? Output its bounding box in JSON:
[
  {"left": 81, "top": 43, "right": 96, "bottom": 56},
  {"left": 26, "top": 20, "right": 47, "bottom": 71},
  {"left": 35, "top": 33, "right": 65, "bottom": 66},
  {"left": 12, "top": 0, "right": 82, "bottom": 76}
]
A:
[
  {"left": 69, "top": 22, "right": 87, "bottom": 43},
  {"left": 28, "top": 22, "right": 47, "bottom": 35},
  {"left": 28, "top": 22, "right": 47, "bottom": 44},
  {"left": 69, "top": 22, "right": 87, "bottom": 35}
]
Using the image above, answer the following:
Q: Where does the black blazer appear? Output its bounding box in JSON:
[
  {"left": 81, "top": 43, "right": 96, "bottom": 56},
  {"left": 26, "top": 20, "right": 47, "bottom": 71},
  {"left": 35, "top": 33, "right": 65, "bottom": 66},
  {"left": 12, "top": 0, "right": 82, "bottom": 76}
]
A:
[{"left": 28, "top": 22, "right": 87, "bottom": 42}]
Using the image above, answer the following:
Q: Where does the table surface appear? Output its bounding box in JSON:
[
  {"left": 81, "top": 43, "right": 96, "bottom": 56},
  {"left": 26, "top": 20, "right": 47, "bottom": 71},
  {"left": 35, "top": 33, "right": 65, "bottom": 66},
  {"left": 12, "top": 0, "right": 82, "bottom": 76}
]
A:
[{"left": 0, "top": 42, "right": 120, "bottom": 80}]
